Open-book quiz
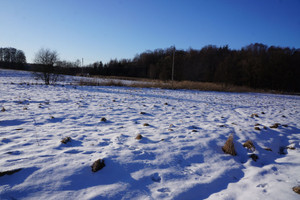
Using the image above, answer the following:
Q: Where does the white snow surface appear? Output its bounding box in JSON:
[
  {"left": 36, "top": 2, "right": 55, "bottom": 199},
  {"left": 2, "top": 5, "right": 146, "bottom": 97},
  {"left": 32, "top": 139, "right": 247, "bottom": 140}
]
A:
[{"left": 1, "top": 69, "right": 300, "bottom": 200}]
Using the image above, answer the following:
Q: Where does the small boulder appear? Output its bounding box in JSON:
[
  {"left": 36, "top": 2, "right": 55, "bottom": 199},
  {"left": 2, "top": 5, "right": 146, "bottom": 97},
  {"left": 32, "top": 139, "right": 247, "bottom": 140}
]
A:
[
  {"left": 143, "top": 123, "right": 150, "bottom": 126},
  {"left": 1, "top": 107, "right": 6, "bottom": 112},
  {"left": 91, "top": 159, "right": 105, "bottom": 172}
]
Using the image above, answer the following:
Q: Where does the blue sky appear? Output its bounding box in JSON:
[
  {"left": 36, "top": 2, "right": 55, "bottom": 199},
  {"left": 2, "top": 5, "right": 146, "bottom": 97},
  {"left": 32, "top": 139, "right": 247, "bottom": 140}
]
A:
[{"left": 1, "top": 0, "right": 299, "bottom": 64}]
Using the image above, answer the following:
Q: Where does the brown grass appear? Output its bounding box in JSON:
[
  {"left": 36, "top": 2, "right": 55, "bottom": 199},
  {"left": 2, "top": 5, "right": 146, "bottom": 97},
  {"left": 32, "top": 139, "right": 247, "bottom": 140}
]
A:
[
  {"left": 78, "top": 78, "right": 124, "bottom": 87},
  {"left": 100, "top": 117, "right": 107, "bottom": 122},
  {"left": 222, "top": 134, "right": 237, "bottom": 156},
  {"left": 243, "top": 140, "right": 255, "bottom": 151},
  {"left": 251, "top": 113, "right": 259, "bottom": 118},
  {"left": 91, "top": 159, "right": 105, "bottom": 172},
  {"left": 293, "top": 186, "right": 300, "bottom": 194},
  {"left": 270, "top": 123, "right": 281, "bottom": 128},
  {"left": 135, "top": 134, "right": 143, "bottom": 140},
  {"left": 254, "top": 127, "right": 261, "bottom": 131},
  {"left": 76, "top": 77, "right": 271, "bottom": 93},
  {"left": 61, "top": 136, "right": 71, "bottom": 144}
]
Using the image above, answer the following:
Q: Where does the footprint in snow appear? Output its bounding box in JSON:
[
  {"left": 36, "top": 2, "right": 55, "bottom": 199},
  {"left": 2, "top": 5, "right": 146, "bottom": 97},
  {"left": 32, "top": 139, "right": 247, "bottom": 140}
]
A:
[
  {"left": 157, "top": 187, "right": 170, "bottom": 193},
  {"left": 63, "top": 149, "right": 83, "bottom": 154},
  {"left": 151, "top": 173, "right": 161, "bottom": 182}
]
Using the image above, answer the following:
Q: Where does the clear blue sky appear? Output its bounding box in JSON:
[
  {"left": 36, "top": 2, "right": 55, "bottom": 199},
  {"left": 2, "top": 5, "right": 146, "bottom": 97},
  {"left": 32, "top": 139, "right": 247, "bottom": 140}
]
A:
[{"left": 1, "top": 0, "right": 299, "bottom": 64}]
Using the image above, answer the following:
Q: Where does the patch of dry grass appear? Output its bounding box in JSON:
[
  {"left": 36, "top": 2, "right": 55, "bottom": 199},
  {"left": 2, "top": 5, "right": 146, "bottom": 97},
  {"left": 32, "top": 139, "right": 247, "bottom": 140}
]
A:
[
  {"left": 61, "top": 136, "right": 71, "bottom": 144},
  {"left": 135, "top": 134, "right": 143, "bottom": 140},
  {"left": 91, "top": 159, "right": 105, "bottom": 172},
  {"left": 293, "top": 186, "right": 300, "bottom": 194},
  {"left": 76, "top": 77, "right": 267, "bottom": 93},
  {"left": 243, "top": 140, "right": 255, "bottom": 151},
  {"left": 78, "top": 78, "right": 124, "bottom": 87},
  {"left": 222, "top": 134, "right": 237, "bottom": 156}
]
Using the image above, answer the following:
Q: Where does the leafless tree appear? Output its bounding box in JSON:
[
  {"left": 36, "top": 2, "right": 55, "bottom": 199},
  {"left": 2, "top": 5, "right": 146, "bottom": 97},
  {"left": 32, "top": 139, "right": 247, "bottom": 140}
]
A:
[{"left": 33, "top": 48, "right": 60, "bottom": 85}]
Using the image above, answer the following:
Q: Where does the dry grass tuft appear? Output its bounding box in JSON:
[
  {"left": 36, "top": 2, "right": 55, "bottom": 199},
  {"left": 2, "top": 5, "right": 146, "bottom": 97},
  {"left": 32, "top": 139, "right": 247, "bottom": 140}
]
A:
[
  {"left": 254, "top": 127, "right": 261, "bottom": 131},
  {"left": 270, "top": 123, "right": 281, "bottom": 128},
  {"left": 293, "top": 186, "right": 300, "bottom": 194},
  {"left": 78, "top": 78, "right": 124, "bottom": 87},
  {"left": 91, "top": 159, "right": 105, "bottom": 172},
  {"left": 100, "top": 117, "right": 107, "bottom": 122},
  {"left": 243, "top": 140, "right": 255, "bottom": 151},
  {"left": 222, "top": 134, "right": 237, "bottom": 156},
  {"left": 251, "top": 113, "right": 259, "bottom": 118},
  {"left": 1, "top": 107, "right": 6, "bottom": 112},
  {"left": 77, "top": 76, "right": 269, "bottom": 93},
  {"left": 61, "top": 136, "right": 71, "bottom": 144},
  {"left": 135, "top": 134, "right": 143, "bottom": 140}
]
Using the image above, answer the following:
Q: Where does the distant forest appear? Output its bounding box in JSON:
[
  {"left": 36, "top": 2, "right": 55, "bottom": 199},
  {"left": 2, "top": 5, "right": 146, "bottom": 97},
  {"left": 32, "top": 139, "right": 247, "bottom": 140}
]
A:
[{"left": 1, "top": 43, "right": 300, "bottom": 92}]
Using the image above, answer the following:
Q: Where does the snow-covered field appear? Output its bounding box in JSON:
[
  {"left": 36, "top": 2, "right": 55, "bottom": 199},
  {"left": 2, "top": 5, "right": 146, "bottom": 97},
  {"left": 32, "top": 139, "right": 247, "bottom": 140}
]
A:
[{"left": 1, "top": 69, "right": 300, "bottom": 200}]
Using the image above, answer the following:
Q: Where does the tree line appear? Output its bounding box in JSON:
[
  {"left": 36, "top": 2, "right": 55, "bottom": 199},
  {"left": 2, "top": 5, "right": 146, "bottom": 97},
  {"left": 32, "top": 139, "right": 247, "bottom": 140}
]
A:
[
  {"left": 88, "top": 43, "right": 300, "bottom": 92},
  {"left": 0, "top": 47, "right": 26, "bottom": 69},
  {"left": 1, "top": 44, "right": 300, "bottom": 92}
]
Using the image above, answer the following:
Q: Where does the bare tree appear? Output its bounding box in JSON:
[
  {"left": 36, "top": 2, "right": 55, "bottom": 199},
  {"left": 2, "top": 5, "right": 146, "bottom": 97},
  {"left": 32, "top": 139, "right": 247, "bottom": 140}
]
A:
[{"left": 33, "top": 48, "right": 60, "bottom": 85}]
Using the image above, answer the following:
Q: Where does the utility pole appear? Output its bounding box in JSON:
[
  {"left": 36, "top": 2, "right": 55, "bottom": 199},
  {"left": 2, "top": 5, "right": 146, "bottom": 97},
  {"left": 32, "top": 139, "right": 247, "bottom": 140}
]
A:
[
  {"left": 81, "top": 58, "right": 84, "bottom": 74},
  {"left": 171, "top": 46, "right": 175, "bottom": 89}
]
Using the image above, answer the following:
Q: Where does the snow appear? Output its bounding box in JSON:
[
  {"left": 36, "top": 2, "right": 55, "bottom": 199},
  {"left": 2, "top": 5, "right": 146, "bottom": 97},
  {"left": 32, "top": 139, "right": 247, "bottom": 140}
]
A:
[{"left": 1, "top": 69, "right": 300, "bottom": 200}]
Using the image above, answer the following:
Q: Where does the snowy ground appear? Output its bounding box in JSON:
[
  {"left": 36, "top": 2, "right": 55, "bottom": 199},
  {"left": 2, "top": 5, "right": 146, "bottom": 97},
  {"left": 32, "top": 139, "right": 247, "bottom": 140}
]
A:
[{"left": 1, "top": 69, "right": 300, "bottom": 200}]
